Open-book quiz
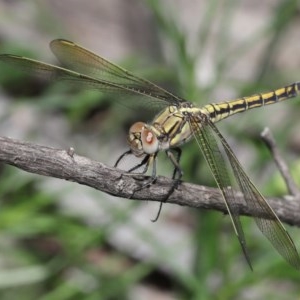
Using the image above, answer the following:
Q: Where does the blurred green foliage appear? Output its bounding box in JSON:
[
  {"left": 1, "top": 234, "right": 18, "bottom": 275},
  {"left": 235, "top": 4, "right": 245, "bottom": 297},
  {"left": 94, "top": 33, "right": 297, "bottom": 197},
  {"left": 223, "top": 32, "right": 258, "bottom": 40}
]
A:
[{"left": 0, "top": 0, "right": 300, "bottom": 299}]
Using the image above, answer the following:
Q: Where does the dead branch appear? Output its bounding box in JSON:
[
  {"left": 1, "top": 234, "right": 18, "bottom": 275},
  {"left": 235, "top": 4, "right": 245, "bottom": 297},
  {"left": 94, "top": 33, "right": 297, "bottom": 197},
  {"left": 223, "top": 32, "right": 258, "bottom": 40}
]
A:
[
  {"left": 261, "top": 127, "right": 300, "bottom": 197},
  {"left": 0, "top": 136, "right": 299, "bottom": 226}
]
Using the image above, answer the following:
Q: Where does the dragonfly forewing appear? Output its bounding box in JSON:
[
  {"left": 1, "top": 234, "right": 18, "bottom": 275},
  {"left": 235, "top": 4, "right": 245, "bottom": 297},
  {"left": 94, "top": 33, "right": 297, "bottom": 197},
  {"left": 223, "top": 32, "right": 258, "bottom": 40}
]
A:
[
  {"left": 0, "top": 40, "right": 186, "bottom": 113},
  {"left": 50, "top": 39, "right": 184, "bottom": 105}
]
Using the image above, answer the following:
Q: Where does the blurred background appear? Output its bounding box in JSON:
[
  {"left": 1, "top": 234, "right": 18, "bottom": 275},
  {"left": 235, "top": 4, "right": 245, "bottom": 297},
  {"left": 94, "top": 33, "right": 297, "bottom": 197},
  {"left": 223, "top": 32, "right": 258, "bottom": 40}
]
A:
[{"left": 0, "top": 0, "right": 300, "bottom": 299}]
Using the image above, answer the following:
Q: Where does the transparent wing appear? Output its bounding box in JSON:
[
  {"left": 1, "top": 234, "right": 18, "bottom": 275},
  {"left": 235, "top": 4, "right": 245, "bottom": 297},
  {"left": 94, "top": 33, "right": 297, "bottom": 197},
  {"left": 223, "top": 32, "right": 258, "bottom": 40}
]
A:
[
  {"left": 189, "top": 115, "right": 253, "bottom": 269},
  {"left": 50, "top": 39, "right": 183, "bottom": 103},
  {"left": 0, "top": 39, "right": 185, "bottom": 112},
  {"left": 190, "top": 115, "right": 300, "bottom": 270}
]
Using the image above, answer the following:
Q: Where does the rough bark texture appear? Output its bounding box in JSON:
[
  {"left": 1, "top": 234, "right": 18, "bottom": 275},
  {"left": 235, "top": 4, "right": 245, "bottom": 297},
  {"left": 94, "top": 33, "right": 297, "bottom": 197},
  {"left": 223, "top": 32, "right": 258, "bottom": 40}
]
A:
[{"left": 0, "top": 136, "right": 299, "bottom": 226}]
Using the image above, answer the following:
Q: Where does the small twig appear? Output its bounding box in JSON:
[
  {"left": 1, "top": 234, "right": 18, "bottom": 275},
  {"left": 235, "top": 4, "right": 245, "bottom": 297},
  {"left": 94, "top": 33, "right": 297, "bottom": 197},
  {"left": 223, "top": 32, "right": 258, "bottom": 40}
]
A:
[
  {"left": 0, "top": 136, "right": 300, "bottom": 226},
  {"left": 67, "top": 147, "right": 75, "bottom": 158},
  {"left": 261, "top": 127, "right": 299, "bottom": 197}
]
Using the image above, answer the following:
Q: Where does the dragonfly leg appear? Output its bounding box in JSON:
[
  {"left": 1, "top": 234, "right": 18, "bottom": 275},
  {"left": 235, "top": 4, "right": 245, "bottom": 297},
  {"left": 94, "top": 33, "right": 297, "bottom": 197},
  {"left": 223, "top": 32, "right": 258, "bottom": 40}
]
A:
[
  {"left": 114, "top": 150, "right": 151, "bottom": 181},
  {"left": 128, "top": 155, "right": 151, "bottom": 174},
  {"left": 115, "top": 150, "right": 151, "bottom": 174},
  {"left": 151, "top": 148, "right": 183, "bottom": 223},
  {"left": 166, "top": 148, "right": 183, "bottom": 187},
  {"left": 115, "top": 149, "right": 183, "bottom": 222},
  {"left": 169, "top": 148, "right": 183, "bottom": 180},
  {"left": 114, "top": 150, "right": 132, "bottom": 181},
  {"left": 115, "top": 150, "right": 158, "bottom": 196},
  {"left": 114, "top": 150, "right": 131, "bottom": 168},
  {"left": 131, "top": 154, "right": 158, "bottom": 193}
]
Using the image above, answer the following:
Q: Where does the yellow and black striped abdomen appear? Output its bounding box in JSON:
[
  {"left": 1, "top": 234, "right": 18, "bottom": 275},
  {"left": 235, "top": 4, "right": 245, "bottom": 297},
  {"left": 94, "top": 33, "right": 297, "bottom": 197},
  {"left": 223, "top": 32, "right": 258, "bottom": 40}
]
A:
[{"left": 203, "top": 82, "right": 300, "bottom": 123}]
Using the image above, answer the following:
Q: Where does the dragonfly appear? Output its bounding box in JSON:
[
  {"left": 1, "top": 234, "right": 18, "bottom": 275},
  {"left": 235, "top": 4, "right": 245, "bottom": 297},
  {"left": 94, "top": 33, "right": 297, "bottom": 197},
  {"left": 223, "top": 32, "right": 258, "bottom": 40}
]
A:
[{"left": 0, "top": 39, "right": 299, "bottom": 270}]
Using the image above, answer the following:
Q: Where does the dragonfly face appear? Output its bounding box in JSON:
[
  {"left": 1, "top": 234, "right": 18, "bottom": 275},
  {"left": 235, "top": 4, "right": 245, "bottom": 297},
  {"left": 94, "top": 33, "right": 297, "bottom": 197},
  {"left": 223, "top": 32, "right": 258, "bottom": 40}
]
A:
[
  {"left": 127, "top": 121, "right": 159, "bottom": 156},
  {"left": 0, "top": 39, "right": 300, "bottom": 270}
]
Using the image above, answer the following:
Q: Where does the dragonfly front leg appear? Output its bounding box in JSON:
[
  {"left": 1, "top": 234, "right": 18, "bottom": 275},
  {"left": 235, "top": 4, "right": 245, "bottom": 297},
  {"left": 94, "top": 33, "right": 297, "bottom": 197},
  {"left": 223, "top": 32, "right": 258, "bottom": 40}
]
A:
[
  {"left": 114, "top": 150, "right": 158, "bottom": 194},
  {"left": 130, "top": 153, "right": 158, "bottom": 192},
  {"left": 128, "top": 154, "right": 152, "bottom": 174},
  {"left": 114, "top": 150, "right": 131, "bottom": 168},
  {"left": 114, "top": 150, "right": 150, "bottom": 191},
  {"left": 114, "top": 150, "right": 150, "bottom": 174}
]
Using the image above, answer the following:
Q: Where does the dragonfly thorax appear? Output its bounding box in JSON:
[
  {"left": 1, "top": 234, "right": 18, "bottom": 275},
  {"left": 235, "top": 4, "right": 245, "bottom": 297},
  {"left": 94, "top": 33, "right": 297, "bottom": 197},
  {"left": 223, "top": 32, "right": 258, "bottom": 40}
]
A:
[{"left": 127, "top": 122, "right": 159, "bottom": 157}]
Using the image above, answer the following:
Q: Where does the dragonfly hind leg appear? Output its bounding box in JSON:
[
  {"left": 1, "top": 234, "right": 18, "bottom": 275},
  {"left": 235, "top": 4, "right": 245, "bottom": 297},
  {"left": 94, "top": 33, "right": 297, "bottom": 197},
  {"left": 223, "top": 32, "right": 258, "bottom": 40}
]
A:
[
  {"left": 151, "top": 148, "right": 183, "bottom": 222},
  {"left": 161, "top": 148, "right": 183, "bottom": 201},
  {"left": 167, "top": 148, "right": 183, "bottom": 186}
]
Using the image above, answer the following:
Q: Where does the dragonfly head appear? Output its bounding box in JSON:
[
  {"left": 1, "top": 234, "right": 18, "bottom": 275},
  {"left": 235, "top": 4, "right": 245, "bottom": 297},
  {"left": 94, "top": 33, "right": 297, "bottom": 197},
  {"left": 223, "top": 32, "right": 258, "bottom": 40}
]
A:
[{"left": 128, "top": 122, "right": 159, "bottom": 157}]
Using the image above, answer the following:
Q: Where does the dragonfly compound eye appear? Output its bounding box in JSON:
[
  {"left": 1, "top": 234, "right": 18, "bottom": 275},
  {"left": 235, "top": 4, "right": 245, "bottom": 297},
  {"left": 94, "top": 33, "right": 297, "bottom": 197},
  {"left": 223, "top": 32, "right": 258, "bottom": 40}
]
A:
[
  {"left": 140, "top": 127, "right": 159, "bottom": 155},
  {"left": 128, "top": 122, "right": 158, "bottom": 156},
  {"left": 128, "top": 122, "right": 146, "bottom": 157}
]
